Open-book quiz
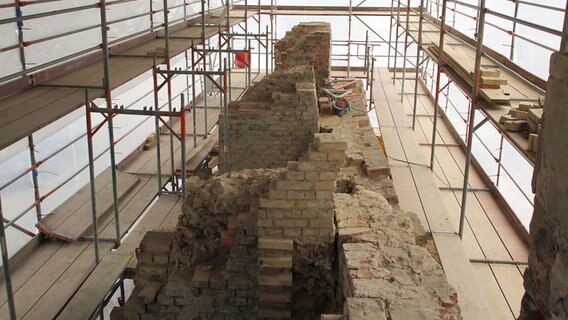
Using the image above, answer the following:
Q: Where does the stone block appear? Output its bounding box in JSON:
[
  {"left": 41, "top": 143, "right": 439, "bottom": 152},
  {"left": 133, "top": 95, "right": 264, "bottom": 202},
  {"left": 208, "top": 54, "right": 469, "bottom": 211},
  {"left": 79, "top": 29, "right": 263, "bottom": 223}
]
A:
[
  {"left": 258, "top": 238, "right": 294, "bottom": 251},
  {"left": 345, "top": 298, "right": 387, "bottom": 320},
  {"left": 277, "top": 180, "right": 314, "bottom": 191},
  {"left": 259, "top": 198, "right": 296, "bottom": 209},
  {"left": 287, "top": 170, "right": 305, "bottom": 181}
]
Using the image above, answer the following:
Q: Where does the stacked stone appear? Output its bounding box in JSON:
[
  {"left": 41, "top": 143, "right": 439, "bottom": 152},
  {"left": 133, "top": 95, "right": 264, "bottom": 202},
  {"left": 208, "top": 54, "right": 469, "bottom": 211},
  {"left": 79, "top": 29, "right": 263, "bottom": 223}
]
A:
[
  {"left": 257, "top": 238, "right": 294, "bottom": 319},
  {"left": 219, "top": 66, "right": 318, "bottom": 172},
  {"left": 275, "top": 22, "right": 332, "bottom": 87},
  {"left": 314, "top": 81, "right": 461, "bottom": 319},
  {"left": 258, "top": 133, "right": 347, "bottom": 244},
  {"left": 124, "top": 232, "right": 178, "bottom": 320},
  {"left": 335, "top": 187, "right": 462, "bottom": 320}
]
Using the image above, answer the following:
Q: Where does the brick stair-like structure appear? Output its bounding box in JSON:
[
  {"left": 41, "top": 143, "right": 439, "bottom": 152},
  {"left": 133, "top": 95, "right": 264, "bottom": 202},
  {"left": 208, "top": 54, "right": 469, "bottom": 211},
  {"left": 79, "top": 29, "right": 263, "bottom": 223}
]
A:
[{"left": 257, "top": 238, "right": 294, "bottom": 319}]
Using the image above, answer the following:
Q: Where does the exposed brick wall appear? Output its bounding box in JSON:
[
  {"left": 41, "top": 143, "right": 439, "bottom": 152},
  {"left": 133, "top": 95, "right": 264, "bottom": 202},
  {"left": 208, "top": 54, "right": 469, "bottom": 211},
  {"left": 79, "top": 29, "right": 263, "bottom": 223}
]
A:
[
  {"left": 219, "top": 66, "right": 319, "bottom": 172},
  {"left": 258, "top": 133, "right": 346, "bottom": 244},
  {"left": 275, "top": 22, "right": 332, "bottom": 87}
]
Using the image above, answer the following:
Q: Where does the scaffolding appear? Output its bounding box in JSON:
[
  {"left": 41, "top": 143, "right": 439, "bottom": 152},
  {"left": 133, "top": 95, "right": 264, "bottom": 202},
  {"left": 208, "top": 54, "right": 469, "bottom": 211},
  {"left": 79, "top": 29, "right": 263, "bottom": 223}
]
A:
[{"left": 386, "top": 0, "right": 567, "bottom": 245}]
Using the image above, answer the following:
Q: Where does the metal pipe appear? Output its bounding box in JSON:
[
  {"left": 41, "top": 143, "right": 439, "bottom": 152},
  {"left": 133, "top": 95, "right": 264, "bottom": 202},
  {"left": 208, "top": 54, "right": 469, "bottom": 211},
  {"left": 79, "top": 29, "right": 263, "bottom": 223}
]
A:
[
  {"left": 15, "top": 1, "right": 27, "bottom": 75},
  {"left": 400, "top": 0, "right": 411, "bottom": 102},
  {"left": 0, "top": 196, "right": 17, "bottom": 320},
  {"left": 459, "top": 0, "right": 486, "bottom": 239},
  {"left": 387, "top": 0, "right": 394, "bottom": 68},
  {"left": 204, "top": 47, "right": 209, "bottom": 137},
  {"left": 265, "top": 25, "right": 269, "bottom": 76},
  {"left": 369, "top": 57, "right": 375, "bottom": 111},
  {"left": 107, "top": 112, "right": 120, "bottom": 246},
  {"left": 85, "top": 94, "right": 100, "bottom": 265},
  {"left": 100, "top": 0, "right": 120, "bottom": 248},
  {"left": 191, "top": 42, "right": 198, "bottom": 148},
  {"left": 412, "top": 0, "right": 424, "bottom": 130},
  {"left": 470, "top": 258, "right": 528, "bottom": 266},
  {"left": 429, "top": 0, "right": 447, "bottom": 171},
  {"left": 163, "top": 0, "right": 176, "bottom": 191},
  {"left": 152, "top": 58, "right": 163, "bottom": 195},
  {"left": 495, "top": 134, "right": 504, "bottom": 187},
  {"left": 347, "top": 0, "right": 352, "bottom": 77},
  {"left": 561, "top": 1, "right": 568, "bottom": 53},
  {"left": 509, "top": 1, "right": 519, "bottom": 60},
  {"left": 223, "top": 58, "right": 229, "bottom": 173},
  {"left": 180, "top": 95, "right": 187, "bottom": 199},
  {"left": 28, "top": 135, "right": 42, "bottom": 224},
  {"left": 393, "top": 0, "right": 401, "bottom": 83}
]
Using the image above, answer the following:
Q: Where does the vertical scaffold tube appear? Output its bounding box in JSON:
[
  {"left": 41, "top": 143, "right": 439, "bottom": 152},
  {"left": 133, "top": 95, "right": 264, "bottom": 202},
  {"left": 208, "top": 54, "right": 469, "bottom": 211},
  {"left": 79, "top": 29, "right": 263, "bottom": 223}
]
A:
[
  {"left": 429, "top": 0, "right": 448, "bottom": 171},
  {"left": 459, "top": 0, "right": 486, "bottom": 239},
  {"left": 0, "top": 196, "right": 17, "bottom": 320}
]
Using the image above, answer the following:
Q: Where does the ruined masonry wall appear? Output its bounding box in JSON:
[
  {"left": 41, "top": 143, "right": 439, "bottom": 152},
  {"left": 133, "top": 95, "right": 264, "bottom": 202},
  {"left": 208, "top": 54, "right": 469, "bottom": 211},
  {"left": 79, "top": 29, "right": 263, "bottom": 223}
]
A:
[
  {"left": 258, "top": 133, "right": 347, "bottom": 244},
  {"left": 275, "top": 22, "right": 331, "bottom": 87},
  {"left": 219, "top": 66, "right": 318, "bottom": 171},
  {"left": 320, "top": 89, "right": 462, "bottom": 320}
]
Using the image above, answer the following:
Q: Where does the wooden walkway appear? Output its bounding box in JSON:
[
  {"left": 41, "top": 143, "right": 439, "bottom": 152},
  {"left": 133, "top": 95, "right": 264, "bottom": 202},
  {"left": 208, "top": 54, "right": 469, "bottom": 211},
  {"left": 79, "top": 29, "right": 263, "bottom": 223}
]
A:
[{"left": 374, "top": 68, "right": 528, "bottom": 320}]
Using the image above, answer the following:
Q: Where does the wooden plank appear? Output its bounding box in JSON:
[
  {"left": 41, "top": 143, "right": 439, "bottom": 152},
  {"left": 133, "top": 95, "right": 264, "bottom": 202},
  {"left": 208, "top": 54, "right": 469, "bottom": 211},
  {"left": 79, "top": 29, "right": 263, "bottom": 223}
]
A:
[
  {"left": 472, "top": 264, "right": 515, "bottom": 320},
  {"left": 0, "top": 241, "right": 90, "bottom": 318},
  {"left": 491, "top": 263, "right": 525, "bottom": 318},
  {"left": 57, "top": 253, "right": 131, "bottom": 320},
  {"left": 0, "top": 87, "right": 106, "bottom": 149},
  {"left": 21, "top": 242, "right": 114, "bottom": 320},
  {"left": 434, "top": 234, "right": 494, "bottom": 320},
  {"left": 474, "top": 192, "right": 528, "bottom": 264},
  {"left": 92, "top": 176, "right": 158, "bottom": 240},
  {"left": 389, "top": 166, "right": 428, "bottom": 227},
  {"left": 36, "top": 169, "right": 114, "bottom": 231},
  {"left": 439, "top": 190, "right": 485, "bottom": 260},
  {"left": 0, "top": 241, "right": 63, "bottom": 308},
  {"left": 38, "top": 174, "right": 140, "bottom": 242}
]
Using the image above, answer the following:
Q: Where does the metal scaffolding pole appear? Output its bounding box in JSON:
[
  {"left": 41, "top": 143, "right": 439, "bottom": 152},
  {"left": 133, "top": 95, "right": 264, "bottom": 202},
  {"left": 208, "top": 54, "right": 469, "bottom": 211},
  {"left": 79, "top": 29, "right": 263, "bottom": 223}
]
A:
[
  {"left": 347, "top": 0, "right": 352, "bottom": 77},
  {"left": 163, "top": 0, "right": 177, "bottom": 192},
  {"left": 509, "top": 1, "right": 519, "bottom": 60},
  {"left": 28, "top": 135, "right": 42, "bottom": 224},
  {"left": 180, "top": 95, "right": 187, "bottom": 199},
  {"left": 191, "top": 41, "right": 198, "bottom": 148},
  {"left": 458, "top": 0, "right": 486, "bottom": 239},
  {"left": 393, "top": 0, "right": 402, "bottom": 83},
  {"left": 14, "top": 0, "right": 27, "bottom": 75},
  {"left": 270, "top": 0, "right": 275, "bottom": 72},
  {"left": 223, "top": 58, "right": 230, "bottom": 173},
  {"left": 411, "top": 0, "right": 424, "bottom": 130},
  {"left": 429, "top": 0, "right": 448, "bottom": 171},
  {"left": 152, "top": 59, "right": 163, "bottom": 194},
  {"left": 265, "top": 25, "right": 269, "bottom": 76},
  {"left": 0, "top": 196, "right": 16, "bottom": 320},
  {"left": 400, "top": 0, "right": 411, "bottom": 102},
  {"left": 387, "top": 0, "right": 395, "bottom": 69},
  {"left": 100, "top": 0, "right": 120, "bottom": 247},
  {"left": 85, "top": 93, "right": 100, "bottom": 265}
]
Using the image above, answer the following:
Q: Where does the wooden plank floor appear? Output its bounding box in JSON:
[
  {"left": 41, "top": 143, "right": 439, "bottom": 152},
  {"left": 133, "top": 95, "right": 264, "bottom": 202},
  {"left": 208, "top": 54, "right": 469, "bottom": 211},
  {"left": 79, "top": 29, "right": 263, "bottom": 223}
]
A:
[{"left": 374, "top": 68, "right": 528, "bottom": 320}]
